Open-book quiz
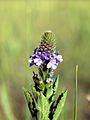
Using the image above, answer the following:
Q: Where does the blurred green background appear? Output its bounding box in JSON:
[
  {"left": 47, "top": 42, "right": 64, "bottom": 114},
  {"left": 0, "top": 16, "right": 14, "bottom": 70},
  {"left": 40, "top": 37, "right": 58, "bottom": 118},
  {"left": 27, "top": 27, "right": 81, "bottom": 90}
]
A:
[{"left": 0, "top": 1, "right": 90, "bottom": 120}]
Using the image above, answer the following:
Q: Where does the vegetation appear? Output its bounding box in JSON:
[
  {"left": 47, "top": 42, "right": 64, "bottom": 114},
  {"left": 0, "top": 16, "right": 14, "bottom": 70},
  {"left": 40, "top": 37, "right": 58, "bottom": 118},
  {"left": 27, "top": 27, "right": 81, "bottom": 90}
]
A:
[{"left": 0, "top": 1, "right": 90, "bottom": 120}]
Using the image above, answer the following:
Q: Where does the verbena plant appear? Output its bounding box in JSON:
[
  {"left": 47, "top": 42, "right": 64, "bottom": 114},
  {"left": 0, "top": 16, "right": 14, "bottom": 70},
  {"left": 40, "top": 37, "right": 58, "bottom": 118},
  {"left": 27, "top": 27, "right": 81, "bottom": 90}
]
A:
[{"left": 23, "top": 31, "right": 67, "bottom": 120}]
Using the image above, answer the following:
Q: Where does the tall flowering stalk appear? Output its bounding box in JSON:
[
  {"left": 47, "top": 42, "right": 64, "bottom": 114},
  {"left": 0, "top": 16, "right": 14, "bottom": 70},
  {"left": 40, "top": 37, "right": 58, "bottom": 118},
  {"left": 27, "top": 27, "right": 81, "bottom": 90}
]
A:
[{"left": 24, "top": 31, "right": 67, "bottom": 120}]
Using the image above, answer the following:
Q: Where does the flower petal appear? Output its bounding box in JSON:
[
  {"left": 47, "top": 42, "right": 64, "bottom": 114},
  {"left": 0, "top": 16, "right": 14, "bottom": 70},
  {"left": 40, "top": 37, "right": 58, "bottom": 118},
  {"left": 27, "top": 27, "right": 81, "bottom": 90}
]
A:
[
  {"left": 52, "top": 64, "right": 57, "bottom": 69},
  {"left": 60, "top": 58, "right": 63, "bottom": 63},
  {"left": 57, "top": 55, "right": 62, "bottom": 60},
  {"left": 47, "top": 62, "right": 52, "bottom": 68},
  {"left": 34, "top": 58, "right": 42, "bottom": 66},
  {"left": 34, "top": 58, "right": 41, "bottom": 63},
  {"left": 28, "top": 59, "right": 32, "bottom": 63}
]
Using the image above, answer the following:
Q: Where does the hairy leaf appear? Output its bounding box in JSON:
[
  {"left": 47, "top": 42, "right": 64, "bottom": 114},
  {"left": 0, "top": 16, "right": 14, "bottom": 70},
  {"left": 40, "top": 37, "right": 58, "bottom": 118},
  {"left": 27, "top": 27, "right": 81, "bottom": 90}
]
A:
[
  {"left": 49, "top": 75, "right": 59, "bottom": 103},
  {"left": 45, "top": 85, "right": 53, "bottom": 99},
  {"left": 52, "top": 90, "right": 67, "bottom": 120},
  {"left": 23, "top": 88, "right": 37, "bottom": 118},
  {"left": 36, "top": 92, "right": 50, "bottom": 120}
]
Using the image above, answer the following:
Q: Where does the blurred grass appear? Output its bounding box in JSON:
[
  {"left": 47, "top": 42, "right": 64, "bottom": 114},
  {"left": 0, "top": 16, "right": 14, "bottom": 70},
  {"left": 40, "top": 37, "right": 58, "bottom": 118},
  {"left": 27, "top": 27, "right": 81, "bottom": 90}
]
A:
[
  {"left": 0, "top": 1, "right": 90, "bottom": 120},
  {"left": 1, "top": 83, "right": 15, "bottom": 120}
]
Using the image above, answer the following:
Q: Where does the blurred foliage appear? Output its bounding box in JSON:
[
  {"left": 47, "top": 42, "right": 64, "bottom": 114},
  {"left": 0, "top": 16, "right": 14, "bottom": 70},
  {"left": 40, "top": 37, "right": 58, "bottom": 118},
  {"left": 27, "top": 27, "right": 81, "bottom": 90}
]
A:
[
  {"left": 0, "top": 1, "right": 90, "bottom": 120},
  {"left": 1, "top": 83, "right": 15, "bottom": 120}
]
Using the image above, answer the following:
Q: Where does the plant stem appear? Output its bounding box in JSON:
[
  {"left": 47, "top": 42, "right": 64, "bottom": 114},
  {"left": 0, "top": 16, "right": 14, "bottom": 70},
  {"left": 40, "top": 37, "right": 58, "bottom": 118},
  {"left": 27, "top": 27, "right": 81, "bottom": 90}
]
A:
[{"left": 74, "top": 65, "right": 78, "bottom": 120}]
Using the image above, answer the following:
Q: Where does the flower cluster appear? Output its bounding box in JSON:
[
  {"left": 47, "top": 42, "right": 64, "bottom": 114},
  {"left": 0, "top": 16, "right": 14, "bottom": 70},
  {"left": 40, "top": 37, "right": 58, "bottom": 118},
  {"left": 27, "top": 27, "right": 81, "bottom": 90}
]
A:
[{"left": 29, "top": 47, "right": 63, "bottom": 70}]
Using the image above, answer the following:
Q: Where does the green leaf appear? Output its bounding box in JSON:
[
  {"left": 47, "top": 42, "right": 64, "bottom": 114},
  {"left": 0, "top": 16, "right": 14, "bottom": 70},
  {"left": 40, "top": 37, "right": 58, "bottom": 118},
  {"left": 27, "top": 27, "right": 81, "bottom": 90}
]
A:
[
  {"left": 49, "top": 75, "right": 59, "bottom": 103},
  {"left": 36, "top": 92, "right": 50, "bottom": 120},
  {"left": 23, "top": 87, "right": 32, "bottom": 103},
  {"left": 52, "top": 90, "right": 67, "bottom": 120},
  {"left": 23, "top": 87, "right": 36, "bottom": 117},
  {"left": 45, "top": 85, "right": 53, "bottom": 99},
  {"left": 53, "top": 75, "right": 59, "bottom": 94}
]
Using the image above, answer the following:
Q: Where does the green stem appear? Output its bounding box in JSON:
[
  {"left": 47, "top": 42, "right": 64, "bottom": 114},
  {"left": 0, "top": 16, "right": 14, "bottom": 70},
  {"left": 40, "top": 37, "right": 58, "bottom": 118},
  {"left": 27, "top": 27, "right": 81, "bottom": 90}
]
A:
[{"left": 74, "top": 65, "right": 78, "bottom": 120}]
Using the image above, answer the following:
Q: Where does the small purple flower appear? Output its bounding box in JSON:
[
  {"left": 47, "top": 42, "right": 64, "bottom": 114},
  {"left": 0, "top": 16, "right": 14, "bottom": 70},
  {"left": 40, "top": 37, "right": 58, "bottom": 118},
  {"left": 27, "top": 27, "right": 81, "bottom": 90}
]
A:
[
  {"left": 34, "top": 48, "right": 39, "bottom": 54},
  {"left": 33, "top": 58, "right": 43, "bottom": 66},
  {"left": 28, "top": 59, "right": 34, "bottom": 66},
  {"left": 47, "top": 59, "right": 57, "bottom": 70},
  {"left": 41, "top": 52, "right": 50, "bottom": 60},
  {"left": 56, "top": 55, "right": 63, "bottom": 62}
]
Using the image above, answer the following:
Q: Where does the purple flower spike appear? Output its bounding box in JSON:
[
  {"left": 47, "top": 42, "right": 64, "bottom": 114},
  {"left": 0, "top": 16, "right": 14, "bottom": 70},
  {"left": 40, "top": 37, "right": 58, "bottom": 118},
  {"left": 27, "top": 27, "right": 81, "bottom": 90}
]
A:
[
  {"left": 29, "top": 47, "right": 63, "bottom": 70},
  {"left": 29, "top": 32, "right": 63, "bottom": 70}
]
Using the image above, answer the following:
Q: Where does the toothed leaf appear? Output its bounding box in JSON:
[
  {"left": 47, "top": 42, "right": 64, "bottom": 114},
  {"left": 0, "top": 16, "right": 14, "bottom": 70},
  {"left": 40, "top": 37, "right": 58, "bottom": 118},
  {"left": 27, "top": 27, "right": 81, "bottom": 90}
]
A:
[
  {"left": 49, "top": 75, "right": 59, "bottom": 103},
  {"left": 23, "top": 88, "right": 37, "bottom": 117},
  {"left": 52, "top": 90, "right": 67, "bottom": 120},
  {"left": 36, "top": 92, "right": 50, "bottom": 120}
]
